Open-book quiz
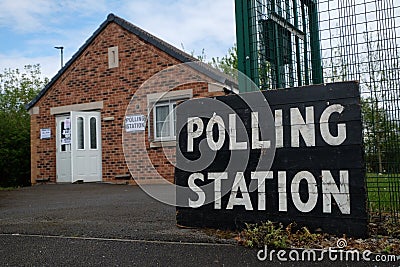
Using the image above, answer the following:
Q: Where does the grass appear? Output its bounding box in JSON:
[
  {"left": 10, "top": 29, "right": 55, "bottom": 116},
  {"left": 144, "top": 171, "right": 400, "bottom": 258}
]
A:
[
  {"left": 0, "top": 188, "right": 15, "bottom": 191},
  {"left": 0, "top": 186, "right": 19, "bottom": 191},
  {"left": 366, "top": 173, "right": 400, "bottom": 212}
]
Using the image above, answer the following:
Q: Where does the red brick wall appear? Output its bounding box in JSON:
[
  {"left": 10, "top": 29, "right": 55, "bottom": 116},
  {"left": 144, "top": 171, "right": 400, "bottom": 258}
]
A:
[{"left": 30, "top": 22, "right": 226, "bottom": 184}]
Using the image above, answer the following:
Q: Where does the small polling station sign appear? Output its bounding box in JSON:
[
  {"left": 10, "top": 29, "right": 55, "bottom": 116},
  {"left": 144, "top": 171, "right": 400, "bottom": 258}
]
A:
[
  {"left": 125, "top": 115, "right": 146, "bottom": 132},
  {"left": 175, "top": 82, "right": 367, "bottom": 237}
]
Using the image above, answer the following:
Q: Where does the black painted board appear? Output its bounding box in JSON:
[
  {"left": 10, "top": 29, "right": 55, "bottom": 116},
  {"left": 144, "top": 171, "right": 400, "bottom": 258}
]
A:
[
  {"left": 177, "top": 120, "right": 363, "bottom": 154},
  {"left": 175, "top": 169, "right": 367, "bottom": 217},
  {"left": 175, "top": 82, "right": 367, "bottom": 237},
  {"left": 176, "top": 208, "right": 368, "bottom": 237},
  {"left": 212, "top": 81, "right": 360, "bottom": 109},
  {"left": 175, "top": 168, "right": 367, "bottom": 193},
  {"left": 176, "top": 96, "right": 361, "bottom": 122},
  {"left": 176, "top": 146, "right": 365, "bottom": 178}
]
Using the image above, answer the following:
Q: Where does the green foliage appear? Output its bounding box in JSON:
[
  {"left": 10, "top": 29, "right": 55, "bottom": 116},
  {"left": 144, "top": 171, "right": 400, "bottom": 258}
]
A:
[
  {"left": 383, "top": 245, "right": 393, "bottom": 254},
  {"left": 210, "top": 45, "right": 238, "bottom": 77},
  {"left": 0, "top": 187, "right": 16, "bottom": 190},
  {"left": 180, "top": 43, "right": 208, "bottom": 63},
  {"left": 241, "top": 221, "right": 323, "bottom": 249},
  {"left": 242, "top": 221, "right": 287, "bottom": 249},
  {"left": 180, "top": 44, "right": 238, "bottom": 77},
  {"left": 0, "top": 64, "right": 48, "bottom": 187},
  {"left": 362, "top": 98, "right": 400, "bottom": 174},
  {"left": 285, "top": 223, "right": 321, "bottom": 248},
  {"left": 324, "top": 37, "right": 400, "bottom": 175}
]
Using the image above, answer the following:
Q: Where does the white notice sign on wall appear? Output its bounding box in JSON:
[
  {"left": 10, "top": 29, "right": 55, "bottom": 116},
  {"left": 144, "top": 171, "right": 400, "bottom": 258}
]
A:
[
  {"left": 125, "top": 115, "right": 146, "bottom": 132},
  {"left": 40, "top": 128, "right": 51, "bottom": 139}
]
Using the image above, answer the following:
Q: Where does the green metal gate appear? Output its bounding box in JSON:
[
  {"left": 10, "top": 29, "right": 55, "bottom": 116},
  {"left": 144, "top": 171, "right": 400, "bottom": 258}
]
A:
[
  {"left": 235, "top": 0, "right": 323, "bottom": 91},
  {"left": 235, "top": 0, "right": 400, "bottom": 222}
]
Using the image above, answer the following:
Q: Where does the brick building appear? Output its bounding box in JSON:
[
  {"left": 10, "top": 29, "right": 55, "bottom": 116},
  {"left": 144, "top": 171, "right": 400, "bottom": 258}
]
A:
[{"left": 26, "top": 14, "right": 236, "bottom": 185}]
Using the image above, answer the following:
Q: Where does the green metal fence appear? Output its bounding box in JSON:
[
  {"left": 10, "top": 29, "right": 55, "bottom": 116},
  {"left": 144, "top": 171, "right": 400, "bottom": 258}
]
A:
[{"left": 235, "top": 0, "right": 400, "bottom": 223}]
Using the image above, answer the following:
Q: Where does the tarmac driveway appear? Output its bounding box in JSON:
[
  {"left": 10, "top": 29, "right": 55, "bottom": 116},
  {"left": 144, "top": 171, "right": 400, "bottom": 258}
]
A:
[
  {"left": 0, "top": 184, "right": 217, "bottom": 243},
  {"left": 0, "top": 184, "right": 392, "bottom": 266}
]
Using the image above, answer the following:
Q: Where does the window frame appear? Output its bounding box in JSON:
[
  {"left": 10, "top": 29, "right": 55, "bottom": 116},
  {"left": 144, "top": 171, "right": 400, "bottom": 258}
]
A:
[
  {"left": 76, "top": 116, "right": 85, "bottom": 150},
  {"left": 146, "top": 89, "right": 192, "bottom": 144},
  {"left": 89, "top": 116, "right": 98, "bottom": 150},
  {"left": 153, "top": 101, "right": 177, "bottom": 141}
]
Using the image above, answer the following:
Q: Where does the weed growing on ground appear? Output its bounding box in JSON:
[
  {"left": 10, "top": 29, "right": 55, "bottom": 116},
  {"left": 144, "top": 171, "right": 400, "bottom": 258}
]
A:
[
  {"left": 239, "top": 221, "right": 322, "bottom": 249},
  {"left": 202, "top": 220, "right": 400, "bottom": 254}
]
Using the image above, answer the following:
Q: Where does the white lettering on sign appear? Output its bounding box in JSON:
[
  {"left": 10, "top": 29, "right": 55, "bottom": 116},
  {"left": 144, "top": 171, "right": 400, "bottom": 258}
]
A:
[
  {"left": 208, "top": 172, "right": 228, "bottom": 209},
  {"left": 206, "top": 114, "right": 225, "bottom": 151},
  {"left": 322, "top": 170, "right": 350, "bottom": 214},
  {"left": 278, "top": 171, "right": 287, "bottom": 211},
  {"left": 291, "top": 171, "right": 318, "bottom": 213},
  {"left": 320, "top": 104, "right": 347, "bottom": 146},
  {"left": 125, "top": 115, "right": 146, "bottom": 132},
  {"left": 187, "top": 170, "right": 350, "bottom": 214},
  {"left": 251, "top": 171, "right": 273, "bottom": 210},
  {"left": 291, "top": 107, "right": 315, "bottom": 147},
  {"left": 186, "top": 104, "right": 347, "bottom": 152},
  {"left": 187, "top": 117, "right": 204, "bottom": 152},
  {"left": 229, "top": 114, "right": 247, "bottom": 150},
  {"left": 188, "top": 173, "right": 205, "bottom": 208},
  {"left": 185, "top": 103, "right": 352, "bottom": 214},
  {"left": 251, "top": 112, "right": 271, "bottom": 149},
  {"left": 275, "top": 110, "right": 284, "bottom": 148},
  {"left": 226, "top": 172, "right": 253, "bottom": 210}
]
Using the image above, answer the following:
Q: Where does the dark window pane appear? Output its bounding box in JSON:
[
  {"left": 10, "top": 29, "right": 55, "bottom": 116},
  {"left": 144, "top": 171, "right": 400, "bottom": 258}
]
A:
[
  {"left": 90, "top": 117, "right": 97, "bottom": 149},
  {"left": 77, "top": 117, "right": 84, "bottom": 149}
]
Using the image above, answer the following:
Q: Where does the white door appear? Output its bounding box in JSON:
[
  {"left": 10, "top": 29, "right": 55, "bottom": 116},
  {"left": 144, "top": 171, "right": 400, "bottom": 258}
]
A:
[
  {"left": 71, "top": 111, "right": 102, "bottom": 182},
  {"left": 56, "top": 115, "right": 72, "bottom": 182}
]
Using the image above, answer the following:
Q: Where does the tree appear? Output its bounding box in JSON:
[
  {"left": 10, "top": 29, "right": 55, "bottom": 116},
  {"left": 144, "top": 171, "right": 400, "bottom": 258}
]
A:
[
  {"left": 0, "top": 64, "right": 48, "bottom": 187},
  {"left": 362, "top": 98, "right": 400, "bottom": 173},
  {"left": 181, "top": 43, "right": 238, "bottom": 77},
  {"left": 210, "top": 45, "right": 238, "bottom": 77},
  {"left": 360, "top": 35, "right": 400, "bottom": 174},
  {"left": 323, "top": 34, "right": 400, "bottom": 174}
]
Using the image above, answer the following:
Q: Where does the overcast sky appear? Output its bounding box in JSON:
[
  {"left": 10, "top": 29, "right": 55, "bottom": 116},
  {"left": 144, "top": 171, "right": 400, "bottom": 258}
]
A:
[{"left": 0, "top": 0, "right": 236, "bottom": 79}]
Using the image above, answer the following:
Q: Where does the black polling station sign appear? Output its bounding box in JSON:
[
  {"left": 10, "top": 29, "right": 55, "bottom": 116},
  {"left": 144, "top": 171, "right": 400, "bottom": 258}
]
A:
[{"left": 175, "top": 81, "right": 367, "bottom": 237}]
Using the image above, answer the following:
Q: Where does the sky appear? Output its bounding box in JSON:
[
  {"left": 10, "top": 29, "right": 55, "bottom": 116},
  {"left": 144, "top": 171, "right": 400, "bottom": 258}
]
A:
[{"left": 0, "top": 0, "right": 236, "bottom": 79}]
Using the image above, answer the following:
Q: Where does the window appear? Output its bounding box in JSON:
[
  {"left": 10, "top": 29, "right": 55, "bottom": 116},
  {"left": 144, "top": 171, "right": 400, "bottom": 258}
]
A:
[
  {"left": 77, "top": 117, "right": 84, "bottom": 149},
  {"left": 153, "top": 102, "right": 177, "bottom": 141},
  {"left": 147, "top": 89, "right": 192, "bottom": 143},
  {"left": 60, "top": 121, "right": 66, "bottom": 152},
  {"left": 90, "top": 117, "right": 97, "bottom": 149}
]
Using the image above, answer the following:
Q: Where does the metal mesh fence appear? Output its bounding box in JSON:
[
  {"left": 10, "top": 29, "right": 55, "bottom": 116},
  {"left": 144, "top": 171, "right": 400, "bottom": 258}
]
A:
[
  {"left": 319, "top": 0, "right": 400, "bottom": 223},
  {"left": 236, "top": 0, "right": 400, "bottom": 222}
]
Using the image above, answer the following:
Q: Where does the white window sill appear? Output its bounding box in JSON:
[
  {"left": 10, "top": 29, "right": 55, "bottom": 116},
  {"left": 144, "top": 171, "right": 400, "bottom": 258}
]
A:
[{"left": 150, "top": 140, "right": 176, "bottom": 148}]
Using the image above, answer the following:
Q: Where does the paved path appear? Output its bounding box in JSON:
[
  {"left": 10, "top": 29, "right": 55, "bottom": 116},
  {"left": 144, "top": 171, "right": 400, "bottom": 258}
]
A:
[{"left": 0, "top": 184, "right": 395, "bottom": 266}]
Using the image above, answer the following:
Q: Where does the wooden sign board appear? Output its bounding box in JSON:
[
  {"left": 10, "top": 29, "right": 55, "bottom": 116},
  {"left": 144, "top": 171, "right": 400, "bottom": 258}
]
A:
[{"left": 175, "top": 82, "right": 367, "bottom": 237}]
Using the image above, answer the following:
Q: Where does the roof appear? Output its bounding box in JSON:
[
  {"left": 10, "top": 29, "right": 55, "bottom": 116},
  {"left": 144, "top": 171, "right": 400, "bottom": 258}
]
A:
[{"left": 26, "top": 13, "right": 237, "bottom": 110}]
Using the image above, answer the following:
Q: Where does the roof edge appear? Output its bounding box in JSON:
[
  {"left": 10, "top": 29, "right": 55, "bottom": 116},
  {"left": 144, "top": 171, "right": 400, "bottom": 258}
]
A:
[
  {"left": 26, "top": 15, "right": 112, "bottom": 110},
  {"left": 26, "top": 13, "right": 235, "bottom": 110}
]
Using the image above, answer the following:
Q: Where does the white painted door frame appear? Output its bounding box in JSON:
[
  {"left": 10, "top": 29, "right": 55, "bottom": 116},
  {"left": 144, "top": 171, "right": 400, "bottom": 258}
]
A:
[
  {"left": 56, "top": 115, "right": 72, "bottom": 183},
  {"left": 71, "top": 111, "right": 102, "bottom": 183},
  {"left": 56, "top": 111, "right": 102, "bottom": 183}
]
